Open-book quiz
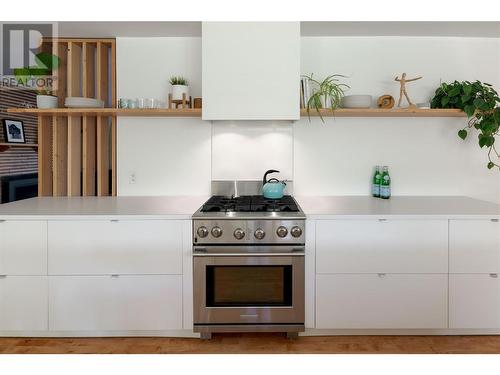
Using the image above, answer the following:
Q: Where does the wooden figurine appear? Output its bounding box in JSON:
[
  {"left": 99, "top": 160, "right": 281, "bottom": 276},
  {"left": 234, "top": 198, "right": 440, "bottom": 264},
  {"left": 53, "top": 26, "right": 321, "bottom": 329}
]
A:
[{"left": 394, "top": 73, "right": 422, "bottom": 107}]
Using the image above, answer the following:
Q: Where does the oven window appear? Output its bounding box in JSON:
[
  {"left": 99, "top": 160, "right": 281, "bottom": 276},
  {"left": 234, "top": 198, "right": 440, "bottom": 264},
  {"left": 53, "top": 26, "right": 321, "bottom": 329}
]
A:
[{"left": 206, "top": 265, "right": 292, "bottom": 307}]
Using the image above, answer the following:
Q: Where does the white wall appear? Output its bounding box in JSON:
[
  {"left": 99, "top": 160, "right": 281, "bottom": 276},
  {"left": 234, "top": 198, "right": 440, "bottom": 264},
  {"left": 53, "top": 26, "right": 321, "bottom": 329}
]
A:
[
  {"left": 116, "top": 37, "right": 202, "bottom": 100},
  {"left": 117, "top": 118, "right": 211, "bottom": 196},
  {"left": 212, "top": 121, "right": 293, "bottom": 180},
  {"left": 116, "top": 38, "right": 210, "bottom": 196},
  {"left": 295, "top": 37, "right": 500, "bottom": 203},
  {"left": 116, "top": 36, "right": 500, "bottom": 203}
]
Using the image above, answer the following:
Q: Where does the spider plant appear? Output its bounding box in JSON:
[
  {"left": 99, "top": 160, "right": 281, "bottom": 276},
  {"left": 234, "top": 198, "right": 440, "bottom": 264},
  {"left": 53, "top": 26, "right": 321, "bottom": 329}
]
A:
[
  {"left": 303, "top": 73, "right": 349, "bottom": 122},
  {"left": 169, "top": 76, "right": 188, "bottom": 86}
]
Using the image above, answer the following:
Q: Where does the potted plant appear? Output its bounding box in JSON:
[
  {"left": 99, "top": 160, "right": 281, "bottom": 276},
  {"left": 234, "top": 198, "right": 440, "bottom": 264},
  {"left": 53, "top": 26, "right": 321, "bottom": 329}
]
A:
[
  {"left": 169, "top": 76, "right": 189, "bottom": 101},
  {"left": 431, "top": 80, "right": 500, "bottom": 170},
  {"left": 303, "top": 73, "right": 349, "bottom": 122},
  {"left": 14, "top": 52, "right": 60, "bottom": 109}
]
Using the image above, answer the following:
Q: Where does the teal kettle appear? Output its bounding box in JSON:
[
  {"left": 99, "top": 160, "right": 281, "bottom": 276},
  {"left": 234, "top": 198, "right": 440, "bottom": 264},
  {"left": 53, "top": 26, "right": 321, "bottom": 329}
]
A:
[{"left": 262, "top": 169, "right": 287, "bottom": 199}]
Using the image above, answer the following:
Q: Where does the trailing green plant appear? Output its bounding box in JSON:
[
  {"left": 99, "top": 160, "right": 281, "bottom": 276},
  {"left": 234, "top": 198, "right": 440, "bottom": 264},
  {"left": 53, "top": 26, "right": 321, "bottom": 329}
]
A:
[
  {"left": 431, "top": 80, "right": 500, "bottom": 170},
  {"left": 169, "top": 76, "right": 188, "bottom": 86},
  {"left": 13, "top": 52, "right": 60, "bottom": 95},
  {"left": 303, "top": 73, "right": 349, "bottom": 122}
]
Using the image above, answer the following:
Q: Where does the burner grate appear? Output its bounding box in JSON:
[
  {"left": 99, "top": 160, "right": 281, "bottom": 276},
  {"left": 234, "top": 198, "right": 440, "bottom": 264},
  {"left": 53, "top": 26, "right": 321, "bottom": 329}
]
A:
[{"left": 201, "top": 195, "right": 299, "bottom": 213}]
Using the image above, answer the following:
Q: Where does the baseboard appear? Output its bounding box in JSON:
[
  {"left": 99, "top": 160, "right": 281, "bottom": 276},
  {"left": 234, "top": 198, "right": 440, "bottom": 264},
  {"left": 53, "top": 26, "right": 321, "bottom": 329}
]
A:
[
  {"left": 0, "top": 330, "right": 200, "bottom": 338},
  {"left": 302, "top": 328, "right": 500, "bottom": 336}
]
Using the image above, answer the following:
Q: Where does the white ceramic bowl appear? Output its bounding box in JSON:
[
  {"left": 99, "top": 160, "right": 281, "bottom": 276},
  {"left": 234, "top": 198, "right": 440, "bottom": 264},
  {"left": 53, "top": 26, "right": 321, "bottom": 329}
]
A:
[
  {"left": 65, "top": 97, "right": 105, "bottom": 108},
  {"left": 341, "top": 95, "right": 372, "bottom": 108}
]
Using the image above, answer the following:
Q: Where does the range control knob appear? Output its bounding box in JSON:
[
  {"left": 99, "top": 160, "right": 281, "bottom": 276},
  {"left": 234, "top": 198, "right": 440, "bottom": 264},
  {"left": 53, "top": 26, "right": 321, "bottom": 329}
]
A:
[
  {"left": 290, "top": 226, "right": 303, "bottom": 238},
  {"left": 197, "top": 226, "right": 209, "bottom": 238},
  {"left": 211, "top": 226, "right": 223, "bottom": 238},
  {"left": 233, "top": 228, "right": 245, "bottom": 240},
  {"left": 276, "top": 226, "right": 288, "bottom": 238},
  {"left": 254, "top": 228, "right": 266, "bottom": 240}
]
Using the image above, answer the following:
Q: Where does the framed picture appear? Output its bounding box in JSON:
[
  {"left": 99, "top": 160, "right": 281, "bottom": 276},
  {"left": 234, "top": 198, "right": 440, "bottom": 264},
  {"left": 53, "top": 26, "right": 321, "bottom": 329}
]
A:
[{"left": 2, "top": 119, "right": 26, "bottom": 144}]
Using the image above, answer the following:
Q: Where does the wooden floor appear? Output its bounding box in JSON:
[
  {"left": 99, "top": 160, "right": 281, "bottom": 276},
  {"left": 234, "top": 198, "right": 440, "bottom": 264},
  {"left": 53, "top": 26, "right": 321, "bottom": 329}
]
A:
[{"left": 1, "top": 334, "right": 500, "bottom": 354}]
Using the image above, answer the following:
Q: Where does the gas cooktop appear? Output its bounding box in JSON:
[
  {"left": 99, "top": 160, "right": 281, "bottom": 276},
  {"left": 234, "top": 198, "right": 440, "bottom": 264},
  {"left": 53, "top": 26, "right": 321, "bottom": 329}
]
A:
[{"left": 192, "top": 195, "right": 306, "bottom": 220}]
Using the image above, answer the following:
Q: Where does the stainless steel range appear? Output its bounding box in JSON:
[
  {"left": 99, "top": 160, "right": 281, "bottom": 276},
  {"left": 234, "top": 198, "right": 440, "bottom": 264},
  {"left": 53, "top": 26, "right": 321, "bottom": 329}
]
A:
[{"left": 192, "top": 189, "right": 306, "bottom": 340}]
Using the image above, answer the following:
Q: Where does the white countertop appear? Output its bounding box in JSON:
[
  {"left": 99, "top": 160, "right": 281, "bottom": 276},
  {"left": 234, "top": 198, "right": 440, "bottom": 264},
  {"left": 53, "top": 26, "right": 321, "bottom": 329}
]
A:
[
  {"left": 296, "top": 195, "right": 500, "bottom": 219},
  {"left": 0, "top": 196, "right": 209, "bottom": 220},
  {"left": 0, "top": 195, "right": 498, "bottom": 220}
]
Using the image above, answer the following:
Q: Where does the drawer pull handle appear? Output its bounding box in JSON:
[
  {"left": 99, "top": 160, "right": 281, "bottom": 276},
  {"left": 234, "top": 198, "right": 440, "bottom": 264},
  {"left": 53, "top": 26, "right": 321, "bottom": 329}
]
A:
[
  {"left": 0, "top": 220, "right": 5, "bottom": 223},
  {"left": 492, "top": 219, "right": 499, "bottom": 222},
  {"left": 378, "top": 273, "right": 386, "bottom": 278},
  {"left": 378, "top": 219, "right": 387, "bottom": 222},
  {"left": 490, "top": 274, "right": 498, "bottom": 278},
  {"left": 0, "top": 275, "right": 7, "bottom": 278},
  {"left": 111, "top": 274, "right": 120, "bottom": 278},
  {"left": 110, "top": 220, "right": 119, "bottom": 223}
]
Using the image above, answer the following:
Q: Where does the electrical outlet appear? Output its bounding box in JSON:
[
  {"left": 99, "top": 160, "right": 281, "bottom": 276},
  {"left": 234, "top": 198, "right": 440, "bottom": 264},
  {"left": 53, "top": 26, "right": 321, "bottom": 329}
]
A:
[{"left": 129, "top": 172, "right": 136, "bottom": 184}]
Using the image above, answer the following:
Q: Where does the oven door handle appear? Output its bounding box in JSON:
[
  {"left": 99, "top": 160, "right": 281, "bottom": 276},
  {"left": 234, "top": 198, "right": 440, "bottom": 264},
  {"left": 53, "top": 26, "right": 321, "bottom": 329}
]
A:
[{"left": 193, "top": 252, "right": 304, "bottom": 257}]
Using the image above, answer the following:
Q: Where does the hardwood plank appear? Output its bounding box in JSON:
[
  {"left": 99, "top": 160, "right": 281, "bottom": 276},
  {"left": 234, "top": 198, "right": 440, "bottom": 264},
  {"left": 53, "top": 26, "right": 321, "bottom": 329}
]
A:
[
  {"left": 1, "top": 334, "right": 500, "bottom": 354},
  {"left": 300, "top": 108, "right": 467, "bottom": 117},
  {"left": 82, "top": 42, "right": 96, "bottom": 98},
  {"left": 53, "top": 42, "right": 67, "bottom": 108},
  {"left": 96, "top": 42, "right": 109, "bottom": 107},
  {"left": 67, "top": 42, "right": 82, "bottom": 98},
  {"left": 52, "top": 116, "right": 67, "bottom": 196},
  {"left": 82, "top": 116, "right": 97, "bottom": 196},
  {"left": 96, "top": 116, "right": 109, "bottom": 196},
  {"left": 110, "top": 41, "right": 116, "bottom": 108},
  {"left": 37, "top": 115, "right": 52, "bottom": 196},
  {"left": 67, "top": 116, "right": 82, "bottom": 196},
  {"left": 111, "top": 116, "right": 117, "bottom": 196}
]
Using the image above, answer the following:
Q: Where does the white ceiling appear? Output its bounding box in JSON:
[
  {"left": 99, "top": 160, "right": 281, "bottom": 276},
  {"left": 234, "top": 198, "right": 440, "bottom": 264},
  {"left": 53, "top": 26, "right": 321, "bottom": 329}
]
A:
[{"left": 57, "top": 21, "right": 500, "bottom": 38}]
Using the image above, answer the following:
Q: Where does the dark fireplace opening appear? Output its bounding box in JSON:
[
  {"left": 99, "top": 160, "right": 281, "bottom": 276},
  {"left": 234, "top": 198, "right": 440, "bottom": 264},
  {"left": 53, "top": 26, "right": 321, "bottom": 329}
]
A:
[{"left": 1, "top": 173, "right": 38, "bottom": 204}]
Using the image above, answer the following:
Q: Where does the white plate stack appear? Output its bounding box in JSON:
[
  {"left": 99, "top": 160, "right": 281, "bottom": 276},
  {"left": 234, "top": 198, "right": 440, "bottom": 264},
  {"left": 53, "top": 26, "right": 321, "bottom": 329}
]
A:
[{"left": 65, "top": 97, "right": 105, "bottom": 108}]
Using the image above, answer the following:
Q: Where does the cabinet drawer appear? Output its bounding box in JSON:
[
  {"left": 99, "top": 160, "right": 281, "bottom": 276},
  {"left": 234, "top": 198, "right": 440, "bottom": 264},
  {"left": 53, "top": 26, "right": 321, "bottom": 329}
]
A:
[
  {"left": 48, "top": 220, "right": 183, "bottom": 275},
  {"left": 0, "top": 221, "right": 47, "bottom": 275},
  {"left": 49, "top": 275, "right": 182, "bottom": 331},
  {"left": 316, "top": 220, "right": 448, "bottom": 273},
  {"left": 316, "top": 274, "right": 448, "bottom": 329},
  {"left": 450, "top": 220, "right": 500, "bottom": 273},
  {"left": 449, "top": 274, "right": 500, "bottom": 329},
  {"left": 0, "top": 276, "right": 48, "bottom": 331}
]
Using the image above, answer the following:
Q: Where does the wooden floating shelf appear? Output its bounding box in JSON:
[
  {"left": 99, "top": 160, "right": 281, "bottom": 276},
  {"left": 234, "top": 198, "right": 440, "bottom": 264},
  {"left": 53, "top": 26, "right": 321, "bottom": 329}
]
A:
[
  {"left": 300, "top": 108, "right": 466, "bottom": 117},
  {"left": 0, "top": 142, "right": 39, "bottom": 152},
  {"left": 7, "top": 108, "right": 202, "bottom": 117},
  {"left": 7, "top": 108, "right": 466, "bottom": 118}
]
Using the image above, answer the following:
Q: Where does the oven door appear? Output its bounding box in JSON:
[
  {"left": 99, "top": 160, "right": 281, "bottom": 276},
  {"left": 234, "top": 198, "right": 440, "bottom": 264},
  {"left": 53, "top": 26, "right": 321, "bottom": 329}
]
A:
[{"left": 193, "top": 246, "right": 305, "bottom": 325}]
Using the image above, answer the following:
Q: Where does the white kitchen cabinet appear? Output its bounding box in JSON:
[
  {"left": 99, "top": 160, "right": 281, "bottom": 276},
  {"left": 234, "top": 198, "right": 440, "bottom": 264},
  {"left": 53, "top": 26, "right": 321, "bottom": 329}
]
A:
[
  {"left": 49, "top": 275, "right": 182, "bottom": 331},
  {"left": 202, "top": 22, "right": 300, "bottom": 120},
  {"left": 0, "top": 220, "right": 47, "bottom": 275},
  {"left": 48, "top": 220, "right": 183, "bottom": 275},
  {"left": 0, "top": 276, "right": 48, "bottom": 331},
  {"left": 449, "top": 274, "right": 500, "bottom": 329},
  {"left": 316, "top": 220, "right": 448, "bottom": 274},
  {"left": 316, "top": 274, "right": 448, "bottom": 329},
  {"left": 449, "top": 219, "right": 500, "bottom": 273}
]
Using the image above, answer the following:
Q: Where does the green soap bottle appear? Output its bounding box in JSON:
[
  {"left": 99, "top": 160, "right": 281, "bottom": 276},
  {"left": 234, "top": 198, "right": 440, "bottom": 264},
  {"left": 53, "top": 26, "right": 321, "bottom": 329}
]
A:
[
  {"left": 380, "top": 166, "right": 391, "bottom": 199},
  {"left": 372, "top": 166, "right": 382, "bottom": 197}
]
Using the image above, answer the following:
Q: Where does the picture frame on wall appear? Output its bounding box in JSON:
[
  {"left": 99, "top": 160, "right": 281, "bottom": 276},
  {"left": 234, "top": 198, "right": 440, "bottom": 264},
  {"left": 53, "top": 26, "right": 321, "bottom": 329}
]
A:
[{"left": 2, "top": 119, "right": 26, "bottom": 144}]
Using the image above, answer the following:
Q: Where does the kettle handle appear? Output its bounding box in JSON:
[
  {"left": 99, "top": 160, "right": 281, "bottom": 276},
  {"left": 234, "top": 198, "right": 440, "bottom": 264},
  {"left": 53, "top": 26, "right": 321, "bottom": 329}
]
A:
[{"left": 263, "top": 169, "right": 280, "bottom": 185}]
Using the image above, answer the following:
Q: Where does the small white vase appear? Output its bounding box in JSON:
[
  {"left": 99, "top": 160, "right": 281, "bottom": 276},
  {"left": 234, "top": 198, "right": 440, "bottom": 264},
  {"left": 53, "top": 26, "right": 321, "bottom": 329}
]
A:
[
  {"left": 36, "top": 95, "right": 58, "bottom": 109},
  {"left": 171, "top": 85, "right": 189, "bottom": 101}
]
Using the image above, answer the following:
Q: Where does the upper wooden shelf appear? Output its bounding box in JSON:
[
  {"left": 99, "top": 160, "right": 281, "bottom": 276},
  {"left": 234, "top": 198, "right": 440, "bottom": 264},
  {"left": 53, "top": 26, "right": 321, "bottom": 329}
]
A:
[
  {"left": 6, "top": 108, "right": 202, "bottom": 117},
  {"left": 6, "top": 107, "right": 466, "bottom": 118},
  {"left": 300, "top": 108, "right": 466, "bottom": 117},
  {"left": 0, "top": 143, "right": 38, "bottom": 152}
]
